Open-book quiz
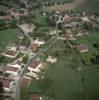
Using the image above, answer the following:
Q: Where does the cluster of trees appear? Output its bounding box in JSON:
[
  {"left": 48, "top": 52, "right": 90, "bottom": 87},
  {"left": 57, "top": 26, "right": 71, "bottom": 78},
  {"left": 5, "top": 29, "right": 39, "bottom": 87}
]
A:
[
  {"left": 0, "top": 11, "right": 16, "bottom": 30},
  {"left": 91, "top": 55, "right": 99, "bottom": 65},
  {"left": 93, "top": 43, "right": 99, "bottom": 50},
  {"left": 21, "top": 36, "right": 30, "bottom": 47},
  {"left": 0, "top": 55, "right": 12, "bottom": 64},
  {"left": 0, "top": 11, "right": 7, "bottom": 16},
  {"left": 42, "top": 0, "right": 73, "bottom": 7},
  {"left": 46, "top": 16, "right": 56, "bottom": 27},
  {"left": 22, "top": 55, "right": 29, "bottom": 64},
  {"left": 82, "top": 22, "right": 99, "bottom": 31},
  {"left": 0, "top": 0, "right": 13, "bottom": 8},
  {"left": 0, "top": 81, "right": 4, "bottom": 100},
  {"left": 0, "top": 19, "right": 17, "bottom": 30}
]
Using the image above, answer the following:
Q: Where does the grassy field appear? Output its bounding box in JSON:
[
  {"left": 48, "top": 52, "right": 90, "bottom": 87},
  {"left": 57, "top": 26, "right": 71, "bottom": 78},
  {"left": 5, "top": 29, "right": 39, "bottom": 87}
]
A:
[
  {"left": 75, "top": 0, "right": 99, "bottom": 13},
  {"left": 0, "top": 29, "right": 18, "bottom": 49},
  {"left": 0, "top": 5, "right": 9, "bottom": 11},
  {"left": 21, "top": 48, "right": 99, "bottom": 100},
  {"left": 87, "top": 31, "right": 99, "bottom": 44}
]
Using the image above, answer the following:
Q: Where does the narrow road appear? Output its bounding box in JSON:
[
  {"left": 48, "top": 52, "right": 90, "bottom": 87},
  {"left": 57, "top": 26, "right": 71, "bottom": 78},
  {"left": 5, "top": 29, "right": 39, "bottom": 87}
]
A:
[
  {"left": 47, "top": 0, "right": 88, "bottom": 11},
  {"left": 15, "top": 25, "right": 35, "bottom": 100}
]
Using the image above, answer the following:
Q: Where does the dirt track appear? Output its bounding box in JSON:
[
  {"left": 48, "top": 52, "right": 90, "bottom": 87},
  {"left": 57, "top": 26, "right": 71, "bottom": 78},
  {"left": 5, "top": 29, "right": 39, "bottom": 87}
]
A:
[{"left": 47, "top": 0, "right": 88, "bottom": 11}]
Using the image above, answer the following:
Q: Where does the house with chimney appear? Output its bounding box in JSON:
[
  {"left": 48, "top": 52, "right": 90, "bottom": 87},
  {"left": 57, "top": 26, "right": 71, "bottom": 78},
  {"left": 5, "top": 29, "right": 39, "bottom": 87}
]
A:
[
  {"left": 75, "top": 44, "right": 88, "bottom": 53},
  {"left": 30, "top": 94, "right": 43, "bottom": 100}
]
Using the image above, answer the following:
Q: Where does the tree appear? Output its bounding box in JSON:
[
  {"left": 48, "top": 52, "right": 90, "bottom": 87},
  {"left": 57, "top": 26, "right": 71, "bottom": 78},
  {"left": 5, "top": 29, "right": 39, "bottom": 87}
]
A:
[
  {"left": 22, "top": 55, "right": 29, "bottom": 64},
  {"left": 0, "top": 81, "right": 4, "bottom": 100},
  {"left": 46, "top": 16, "right": 56, "bottom": 27},
  {"left": 58, "top": 22, "right": 63, "bottom": 30},
  {"left": 0, "top": 11, "right": 7, "bottom": 16},
  {"left": 93, "top": 43, "right": 99, "bottom": 50},
  {"left": 91, "top": 55, "right": 99, "bottom": 65},
  {"left": 96, "top": 55, "right": 99, "bottom": 65},
  {"left": 0, "top": 56, "right": 11, "bottom": 63}
]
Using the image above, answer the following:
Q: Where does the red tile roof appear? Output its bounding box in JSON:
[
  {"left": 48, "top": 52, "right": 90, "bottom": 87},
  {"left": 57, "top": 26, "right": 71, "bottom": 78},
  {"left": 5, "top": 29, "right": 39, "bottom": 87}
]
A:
[
  {"left": 76, "top": 44, "right": 88, "bottom": 52},
  {"left": 31, "top": 43, "right": 38, "bottom": 51},
  {"left": 0, "top": 78, "right": 11, "bottom": 88},
  {"left": 21, "top": 78, "right": 31, "bottom": 87},
  {"left": 5, "top": 50, "right": 17, "bottom": 56},
  {"left": 64, "top": 15, "right": 72, "bottom": 23},
  {"left": 64, "top": 34, "right": 71, "bottom": 40},
  {"left": 3, "top": 66, "right": 18, "bottom": 72},
  {"left": 28, "top": 61, "right": 40, "bottom": 69},
  {"left": 31, "top": 94, "right": 41, "bottom": 100},
  {"left": 31, "top": 96, "right": 40, "bottom": 100}
]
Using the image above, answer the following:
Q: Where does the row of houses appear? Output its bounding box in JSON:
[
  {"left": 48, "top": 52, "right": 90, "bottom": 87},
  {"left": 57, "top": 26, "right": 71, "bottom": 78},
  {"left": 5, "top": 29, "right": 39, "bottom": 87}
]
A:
[{"left": 0, "top": 58, "right": 46, "bottom": 91}]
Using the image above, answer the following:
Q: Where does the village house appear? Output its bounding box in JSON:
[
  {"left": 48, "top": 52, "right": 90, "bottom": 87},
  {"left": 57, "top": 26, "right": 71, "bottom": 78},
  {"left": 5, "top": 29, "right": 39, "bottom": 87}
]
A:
[
  {"left": 49, "top": 30, "right": 57, "bottom": 35},
  {"left": 30, "top": 43, "right": 38, "bottom": 52},
  {"left": 26, "top": 61, "right": 47, "bottom": 80},
  {"left": 66, "top": 29, "right": 73, "bottom": 34},
  {"left": 19, "top": 45, "right": 26, "bottom": 52},
  {"left": 0, "top": 15, "right": 12, "bottom": 20},
  {"left": 26, "top": 60, "right": 45, "bottom": 79},
  {"left": 21, "top": 77, "right": 31, "bottom": 87},
  {"left": 28, "top": 60, "right": 43, "bottom": 73},
  {"left": 7, "top": 63, "right": 21, "bottom": 69},
  {"left": 49, "top": 30, "right": 62, "bottom": 35},
  {"left": 76, "top": 31, "right": 89, "bottom": 37},
  {"left": 2, "top": 46, "right": 19, "bottom": 58},
  {"left": 81, "top": 16, "right": 90, "bottom": 22},
  {"left": 18, "top": 8, "right": 29, "bottom": 16},
  {"left": 64, "top": 23, "right": 72, "bottom": 29},
  {"left": 63, "top": 15, "right": 72, "bottom": 23},
  {"left": 64, "top": 34, "right": 76, "bottom": 41},
  {"left": 75, "top": 44, "right": 88, "bottom": 53},
  {"left": 26, "top": 71, "right": 39, "bottom": 79},
  {"left": 30, "top": 94, "right": 43, "bottom": 100},
  {"left": 3, "top": 66, "right": 19, "bottom": 77},
  {"left": 33, "top": 38, "right": 45, "bottom": 47},
  {"left": 46, "top": 56, "right": 57, "bottom": 63},
  {"left": 0, "top": 78, "right": 13, "bottom": 91},
  {"left": 3, "top": 50, "right": 17, "bottom": 58},
  {"left": 10, "top": 11, "right": 20, "bottom": 21}
]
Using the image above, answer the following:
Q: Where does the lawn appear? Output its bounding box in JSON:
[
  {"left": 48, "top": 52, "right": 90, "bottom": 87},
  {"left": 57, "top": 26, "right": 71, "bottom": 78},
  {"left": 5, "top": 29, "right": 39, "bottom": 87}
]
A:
[
  {"left": 31, "top": 9, "right": 48, "bottom": 26},
  {"left": 0, "top": 28, "right": 19, "bottom": 49}
]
